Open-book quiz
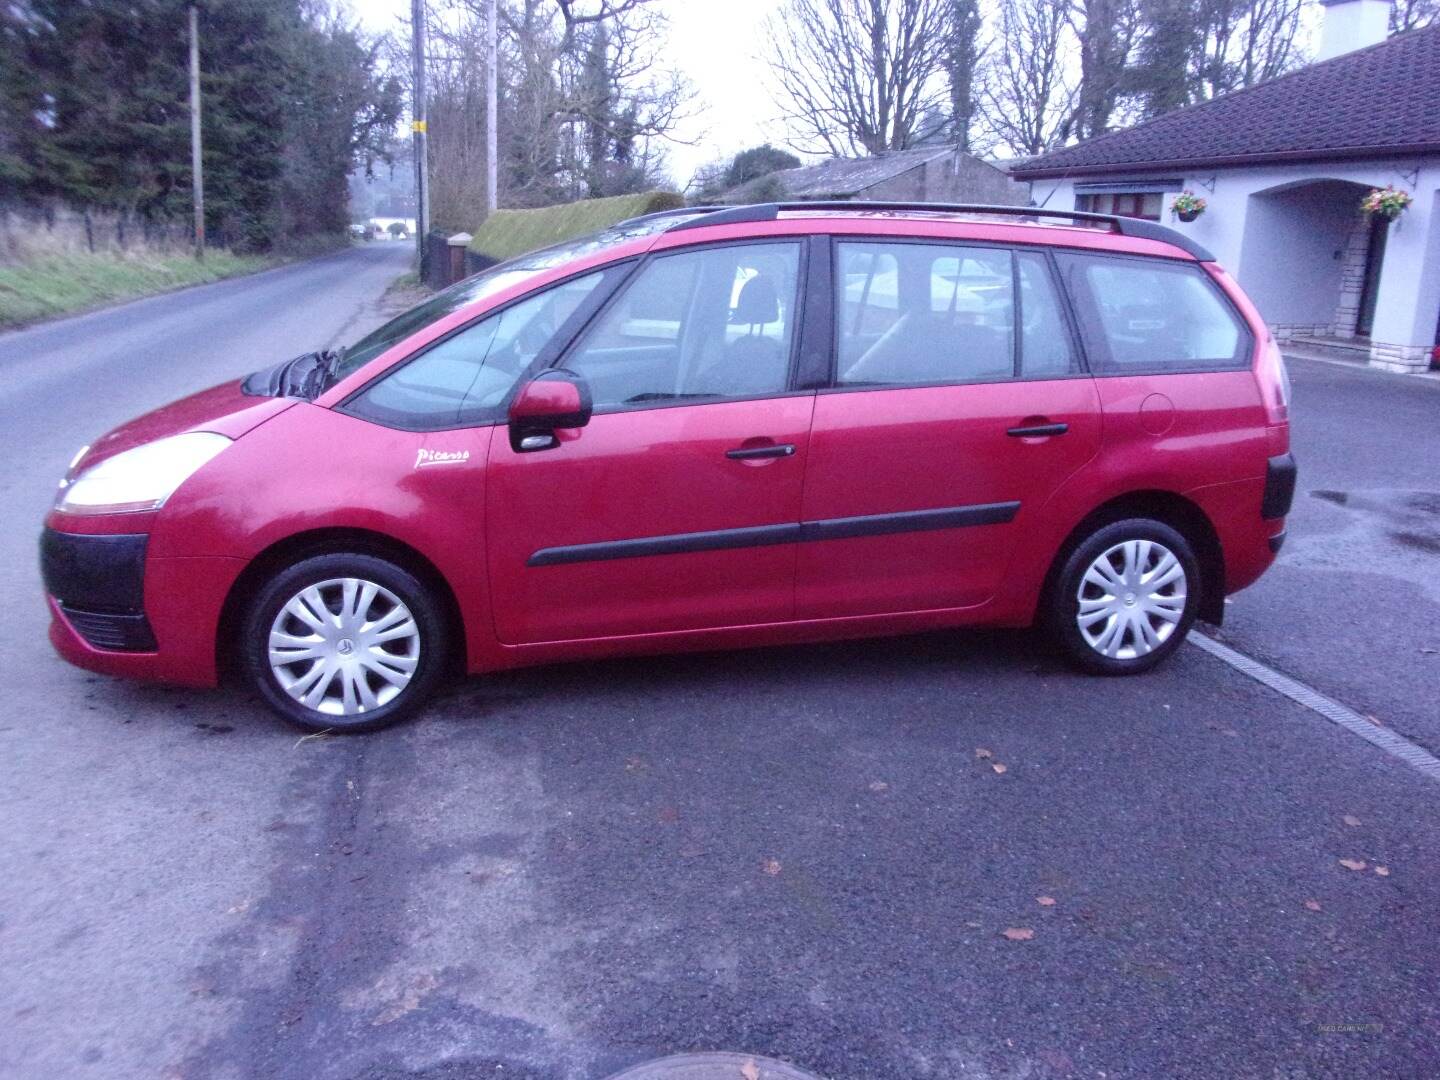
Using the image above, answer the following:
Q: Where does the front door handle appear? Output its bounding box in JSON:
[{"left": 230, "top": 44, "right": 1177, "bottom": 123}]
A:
[
  {"left": 726, "top": 443, "right": 796, "bottom": 460},
  {"left": 1006, "top": 422, "right": 1068, "bottom": 438}
]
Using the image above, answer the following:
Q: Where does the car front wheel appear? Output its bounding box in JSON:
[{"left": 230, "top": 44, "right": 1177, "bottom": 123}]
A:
[
  {"left": 243, "top": 553, "right": 446, "bottom": 732},
  {"left": 1049, "top": 518, "right": 1200, "bottom": 675}
]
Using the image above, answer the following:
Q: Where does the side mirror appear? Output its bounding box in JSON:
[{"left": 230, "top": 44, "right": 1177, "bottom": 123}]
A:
[{"left": 508, "top": 369, "right": 592, "bottom": 452}]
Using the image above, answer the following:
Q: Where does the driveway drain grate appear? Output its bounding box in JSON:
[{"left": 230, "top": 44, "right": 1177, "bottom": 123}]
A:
[
  {"left": 603, "top": 1053, "right": 823, "bottom": 1080},
  {"left": 1189, "top": 631, "right": 1440, "bottom": 782}
]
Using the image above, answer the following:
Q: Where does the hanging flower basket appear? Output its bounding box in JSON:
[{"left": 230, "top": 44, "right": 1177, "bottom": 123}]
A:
[
  {"left": 1361, "top": 186, "right": 1412, "bottom": 220},
  {"left": 1171, "top": 190, "right": 1206, "bottom": 222}
]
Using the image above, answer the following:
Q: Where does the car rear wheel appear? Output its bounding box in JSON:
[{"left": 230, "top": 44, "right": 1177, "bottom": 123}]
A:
[
  {"left": 1048, "top": 518, "right": 1199, "bottom": 675},
  {"left": 243, "top": 553, "right": 446, "bottom": 732}
]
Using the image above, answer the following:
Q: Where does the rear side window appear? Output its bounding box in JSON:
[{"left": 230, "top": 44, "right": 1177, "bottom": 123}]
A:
[
  {"left": 1057, "top": 253, "right": 1250, "bottom": 373},
  {"left": 1017, "top": 251, "right": 1079, "bottom": 378},
  {"left": 836, "top": 242, "right": 1015, "bottom": 386}
]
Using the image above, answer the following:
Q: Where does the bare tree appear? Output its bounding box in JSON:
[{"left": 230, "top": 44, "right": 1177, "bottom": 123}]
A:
[
  {"left": 1193, "top": 0, "right": 1306, "bottom": 100},
  {"left": 1390, "top": 0, "right": 1439, "bottom": 33},
  {"left": 419, "top": 0, "right": 690, "bottom": 226},
  {"left": 765, "top": 0, "right": 953, "bottom": 156},
  {"left": 980, "top": 0, "right": 1079, "bottom": 156}
]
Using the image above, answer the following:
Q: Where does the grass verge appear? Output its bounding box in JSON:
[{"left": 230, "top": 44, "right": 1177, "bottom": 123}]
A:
[{"left": 0, "top": 249, "right": 274, "bottom": 330}]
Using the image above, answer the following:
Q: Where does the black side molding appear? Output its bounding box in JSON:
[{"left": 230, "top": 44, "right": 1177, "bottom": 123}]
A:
[
  {"left": 527, "top": 501, "right": 1021, "bottom": 567},
  {"left": 1262, "top": 453, "right": 1297, "bottom": 520},
  {"left": 528, "top": 522, "right": 800, "bottom": 567},
  {"left": 802, "top": 502, "right": 1019, "bottom": 543}
]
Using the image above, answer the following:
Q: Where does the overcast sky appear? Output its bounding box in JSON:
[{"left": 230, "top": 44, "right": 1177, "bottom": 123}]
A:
[{"left": 346, "top": 0, "right": 791, "bottom": 187}]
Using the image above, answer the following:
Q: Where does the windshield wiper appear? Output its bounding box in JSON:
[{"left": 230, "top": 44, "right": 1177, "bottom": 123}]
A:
[{"left": 313, "top": 347, "right": 346, "bottom": 395}]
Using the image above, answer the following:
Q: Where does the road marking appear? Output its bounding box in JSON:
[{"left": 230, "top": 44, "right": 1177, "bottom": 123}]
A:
[{"left": 1188, "top": 631, "right": 1440, "bottom": 783}]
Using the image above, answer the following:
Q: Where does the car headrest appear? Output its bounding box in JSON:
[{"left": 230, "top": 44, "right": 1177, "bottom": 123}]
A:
[{"left": 733, "top": 274, "right": 779, "bottom": 325}]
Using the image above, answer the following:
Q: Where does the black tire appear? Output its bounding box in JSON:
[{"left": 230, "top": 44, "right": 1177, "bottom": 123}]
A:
[
  {"left": 1047, "top": 517, "right": 1200, "bottom": 675},
  {"left": 242, "top": 552, "right": 446, "bottom": 732}
]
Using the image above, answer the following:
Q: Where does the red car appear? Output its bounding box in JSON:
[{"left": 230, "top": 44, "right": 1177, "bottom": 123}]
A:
[{"left": 41, "top": 203, "right": 1295, "bottom": 732}]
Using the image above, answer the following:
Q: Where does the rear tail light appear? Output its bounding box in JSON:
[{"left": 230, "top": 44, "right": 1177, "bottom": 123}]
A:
[{"left": 1258, "top": 335, "right": 1291, "bottom": 424}]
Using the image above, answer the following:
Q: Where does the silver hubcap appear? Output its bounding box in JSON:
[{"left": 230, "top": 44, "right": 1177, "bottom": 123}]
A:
[
  {"left": 268, "top": 578, "right": 420, "bottom": 716},
  {"left": 1076, "top": 539, "right": 1187, "bottom": 660}
]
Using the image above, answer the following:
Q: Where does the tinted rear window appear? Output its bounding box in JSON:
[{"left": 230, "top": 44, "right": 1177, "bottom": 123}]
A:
[{"left": 1057, "top": 253, "right": 1250, "bottom": 373}]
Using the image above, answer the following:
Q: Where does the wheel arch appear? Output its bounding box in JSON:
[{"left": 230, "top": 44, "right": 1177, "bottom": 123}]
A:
[
  {"left": 1038, "top": 490, "right": 1227, "bottom": 627},
  {"left": 216, "top": 527, "right": 468, "bottom": 680}
]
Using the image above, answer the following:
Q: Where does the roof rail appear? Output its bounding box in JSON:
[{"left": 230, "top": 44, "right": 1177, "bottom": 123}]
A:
[
  {"left": 613, "top": 205, "right": 731, "bottom": 228},
  {"left": 667, "top": 200, "right": 1215, "bottom": 261}
]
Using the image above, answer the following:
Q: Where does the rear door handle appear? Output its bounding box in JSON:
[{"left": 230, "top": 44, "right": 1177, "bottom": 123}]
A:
[
  {"left": 726, "top": 443, "right": 796, "bottom": 460},
  {"left": 1006, "top": 423, "right": 1068, "bottom": 438}
]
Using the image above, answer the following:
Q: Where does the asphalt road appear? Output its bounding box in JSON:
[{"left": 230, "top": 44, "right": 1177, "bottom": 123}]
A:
[{"left": 2, "top": 254, "right": 1437, "bottom": 1080}]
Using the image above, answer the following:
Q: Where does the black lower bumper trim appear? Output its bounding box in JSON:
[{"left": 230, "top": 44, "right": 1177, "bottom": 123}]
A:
[
  {"left": 1269, "top": 529, "right": 1287, "bottom": 555},
  {"left": 1262, "top": 452, "right": 1297, "bottom": 520},
  {"left": 40, "top": 528, "right": 149, "bottom": 611},
  {"left": 41, "top": 529, "right": 154, "bottom": 651},
  {"left": 58, "top": 604, "right": 157, "bottom": 652}
]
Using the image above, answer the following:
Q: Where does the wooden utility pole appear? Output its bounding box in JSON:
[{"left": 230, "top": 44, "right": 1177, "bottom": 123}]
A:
[
  {"left": 485, "top": 0, "right": 498, "bottom": 215},
  {"left": 411, "top": 0, "right": 430, "bottom": 273},
  {"left": 188, "top": 4, "right": 204, "bottom": 260}
]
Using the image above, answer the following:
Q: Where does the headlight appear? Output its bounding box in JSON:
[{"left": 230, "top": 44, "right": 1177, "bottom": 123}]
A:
[{"left": 57, "top": 432, "right": 232, "bottom": 515}]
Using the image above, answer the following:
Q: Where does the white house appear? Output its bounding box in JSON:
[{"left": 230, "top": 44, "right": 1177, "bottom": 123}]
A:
[{"left": 1011, "top": 2, "right": 1440, "bottom": 374}]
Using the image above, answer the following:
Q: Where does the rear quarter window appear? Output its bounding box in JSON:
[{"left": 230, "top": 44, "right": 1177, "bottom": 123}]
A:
[{"left": 1057, "top": 253, "right": 1251, "bottom": 374}]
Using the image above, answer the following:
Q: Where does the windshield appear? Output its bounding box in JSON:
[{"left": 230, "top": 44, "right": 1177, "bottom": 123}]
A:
[{"left": 328, "top": 211, "right": 704, "bottom": 384}]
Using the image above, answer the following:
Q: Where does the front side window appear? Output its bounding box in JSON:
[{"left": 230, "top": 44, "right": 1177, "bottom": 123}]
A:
[
  {"left": 563, "top": 242, "right": 801, "bottom": 409},
  {"left": 344, "top": 270, "right": 609, "bottom": 430},
  {"left": 837, "top": 242, "right": 1016, "bottom": 386},
  {"left": 1057, "top": 253, "right": 1249, "bottom": 373}
]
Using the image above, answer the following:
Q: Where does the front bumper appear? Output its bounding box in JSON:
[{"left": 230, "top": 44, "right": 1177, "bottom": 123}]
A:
[{"left": 41, "top": 524, "right": 245, "bottom": 687}]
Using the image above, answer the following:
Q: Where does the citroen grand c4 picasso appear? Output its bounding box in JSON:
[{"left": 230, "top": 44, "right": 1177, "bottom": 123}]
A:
[{"left": 41, "top": 203, "right": 1296, "bottom": 731}]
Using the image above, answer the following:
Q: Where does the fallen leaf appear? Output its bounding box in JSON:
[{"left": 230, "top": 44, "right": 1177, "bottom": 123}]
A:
[
  {"left": 1036, "top": 896, "right": 1056, "bottom": 907},
  {"left": 1342, "top": 815, "right": 1362, "bottom": 827},
  {"left": 741, "top": 1059, "right": 760, "bottom": 1080},
  {"left": 868, "top": 780, "right": 889, "bottom": 793},
  {"left": 975, "top": 748, "right": 993, "bottom": 759},
  {"left": 1364, "top": 714, "right": 1384, "bottom": 728},
  {"left": 762, "top": 858, "right": 782, "bottom": 876},
  {"left": 1374, "top": 866, "right": 1390, "bottom": 877},
  {"left": 1304, "top": 899, "right": 1322, "bottom": 912},
  {"left": 1002, "top": 927, "right": 1034, "bottom": 941},
  {"left": 657, "top": 806, "right": 679, "bottom": 824},
  {"left": 991, "top": 763, "right": 1008, "bottom": 775},
  {"left": 1338, "top": 858, "right": 1367, "bottom": 871}
]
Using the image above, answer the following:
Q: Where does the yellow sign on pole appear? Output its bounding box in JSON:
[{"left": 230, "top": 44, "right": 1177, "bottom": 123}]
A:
[{"left": 412, "top": 119, "right": 427, "bottom": 133}]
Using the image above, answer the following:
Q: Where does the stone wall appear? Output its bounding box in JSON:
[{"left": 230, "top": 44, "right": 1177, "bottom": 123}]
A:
[{"left": 1332, "top": 215, "right": 1371, "bottom": 338}]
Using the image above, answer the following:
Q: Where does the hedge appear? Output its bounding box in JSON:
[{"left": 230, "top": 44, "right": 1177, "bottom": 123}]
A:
[{"left": 467, "top": 191, "right": 685, "bottom": 265}]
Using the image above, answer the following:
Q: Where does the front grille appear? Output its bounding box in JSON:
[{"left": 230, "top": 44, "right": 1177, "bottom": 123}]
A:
[{"left": 59, "top": 605, "right": 157, "bottom": 652}]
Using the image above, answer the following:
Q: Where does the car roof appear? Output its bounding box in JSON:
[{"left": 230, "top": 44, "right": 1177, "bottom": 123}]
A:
[{"left": 640, "top": 202, "right": 1213, "bottom": 263}]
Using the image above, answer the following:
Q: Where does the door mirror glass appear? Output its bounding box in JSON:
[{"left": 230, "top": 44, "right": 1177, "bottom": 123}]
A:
[{"left": 508, "top": 369, "right": 592, "bottom": 451}]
